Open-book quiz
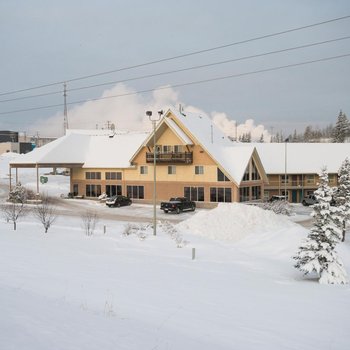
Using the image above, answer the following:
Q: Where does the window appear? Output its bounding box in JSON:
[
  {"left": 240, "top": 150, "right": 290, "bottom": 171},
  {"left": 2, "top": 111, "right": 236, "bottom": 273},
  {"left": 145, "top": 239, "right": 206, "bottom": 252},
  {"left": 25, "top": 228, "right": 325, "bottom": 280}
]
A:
[
  {"left": 184, "top": 187, "right": 204, "bottom": 201},
  {"left": 329, "top": 174, "right": 337, "bottom": 185},
  {"left": 140, "top": 166, "right": 148, "bottom": 175},
  {"left": 239, "top": 187, "right": 249, "bottom": 202},
  {"left": 210, "top": 187, "right": 232, "bottom": 202},
  {"left": 281, "top": 190, "right": 289, "bottom": 200},
  {"left": 106, "top": 185, "right": 122, "bottom": 197},
  {"left": 85, "top": 172, "right": 101, "bottom": 180},
  {"left": 306, "top": 175, "right": 315, "bottom": 184},
  {"left": 242, "top": 166, "right": 250, "bottom": 181},
  {"left": 251, "top": 161, "right": 260, "bottom": 181},
  {"left": 174, "top": 145, "right": 183, "bottom": 153},
  {"left": 251, "top": 186, "right": 261, "bottom": 200},
  {"left": 281, "top": 175, "right": 289, "bottom": 184},
  {"left": 195, "top": 165, "right": 204, "bottom": 175},
  {"left": 217, "top": 168, "right": 229, "bottom": 182},
  {"left": 73, "top": 184, "right": 78, "bottom": 196},
  {"left": 126, "top": 186, "right": 144, "bottom": 199},
  {"left": 86, "top": 184, "right": 101, "bottom": 197},
  {"left": 163, "top": 145, "right": 172, "bottom": 153},
  {"left": 168, "top": 165, "right": 176, "bottom": 175},
  {"left": 105, "top": 172, "right": 122, "bottom": 180}
]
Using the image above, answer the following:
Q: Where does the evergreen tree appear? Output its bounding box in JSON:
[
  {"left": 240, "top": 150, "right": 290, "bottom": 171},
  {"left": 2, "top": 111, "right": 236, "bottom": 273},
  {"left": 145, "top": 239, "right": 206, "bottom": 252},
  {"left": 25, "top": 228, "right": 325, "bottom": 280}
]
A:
[
  {"left": 332, "top": 110, "right": 349, "bottom": 143},
  {"left": 334, "top": 158, "right": 350, "bottom": 241},
  {"left": 293, "top": 167, "right": 348, "bottom": 284},
  {"left": 259, "top": 133, "right": 264, "bottom": 143},
  {"left": 303, "top": 125, "right": 312, "bottom": 142},
  {"left": 8, "top": 182, "right": 27, "bottom": 203}
]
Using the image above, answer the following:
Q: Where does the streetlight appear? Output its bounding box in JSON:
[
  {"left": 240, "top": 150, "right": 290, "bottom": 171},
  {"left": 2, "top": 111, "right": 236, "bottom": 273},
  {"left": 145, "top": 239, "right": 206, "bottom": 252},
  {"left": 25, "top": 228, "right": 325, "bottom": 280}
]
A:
[
  {"left": 284, "top": 138, "right": 289, "bottom": 202},
  {"left": 146, "top": 110, "right": 163, "bottom": 236}
]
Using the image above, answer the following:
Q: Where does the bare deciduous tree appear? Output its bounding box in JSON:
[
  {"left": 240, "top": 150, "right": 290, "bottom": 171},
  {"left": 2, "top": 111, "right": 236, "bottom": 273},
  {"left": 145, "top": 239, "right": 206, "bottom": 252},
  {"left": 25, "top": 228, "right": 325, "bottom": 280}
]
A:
[
  {"left": 81, "top": 210, "right": 98, "bottom": 236},
  {"left": 34, "top": 193, "right": 57, "bottom": 233},
  {"left": 2, "top": 202, "right": 27, "bottom": 230}
]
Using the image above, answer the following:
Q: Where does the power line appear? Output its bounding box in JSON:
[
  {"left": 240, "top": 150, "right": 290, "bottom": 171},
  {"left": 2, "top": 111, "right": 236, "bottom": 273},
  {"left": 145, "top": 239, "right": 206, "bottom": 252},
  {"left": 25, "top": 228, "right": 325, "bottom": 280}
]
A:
[
  {"left": 0, "top": 14, "right": 349, "bottom": 97},
  {"left": 1, "top": 35, "right": 350, "bottom": 103},
  {"left": 1, "top": 52, "right": 349, "bottom": 116}
]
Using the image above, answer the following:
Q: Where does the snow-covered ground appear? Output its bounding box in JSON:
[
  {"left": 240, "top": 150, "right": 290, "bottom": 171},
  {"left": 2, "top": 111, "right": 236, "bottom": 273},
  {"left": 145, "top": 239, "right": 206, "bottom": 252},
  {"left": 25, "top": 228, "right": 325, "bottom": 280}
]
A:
[{"left": 1, "top": 153, "right": 350, "bottom": 349}]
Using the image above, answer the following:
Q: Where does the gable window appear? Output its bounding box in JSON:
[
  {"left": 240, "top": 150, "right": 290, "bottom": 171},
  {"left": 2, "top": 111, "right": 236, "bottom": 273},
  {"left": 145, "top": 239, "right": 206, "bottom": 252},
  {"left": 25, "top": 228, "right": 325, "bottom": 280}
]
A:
[
  {"left": 195, "top": 165, "right": 204, "bottom": 175},
  {"left": 85, "top": 172, "right": 101, "bottom": 180},
  {"left": 140, "top": 166, "right": 148, "bottom": 175},
  {"left": 184, "top": 187, "right": 204, "bottom": 201},
  {"left": 251, "top": 161, "right": 260, "bottom": 181},
  {"left": 217, "top": 168, "right": 229, "bottom": 182},
  {"left": 168, "top": 165, "right": 176, "bottom": 175},
  {"left": 105, "top": 171, "right": 122, "bottom": 180},
  {"left": 242, "top": 166, "right": 250, "bottom": 181}
]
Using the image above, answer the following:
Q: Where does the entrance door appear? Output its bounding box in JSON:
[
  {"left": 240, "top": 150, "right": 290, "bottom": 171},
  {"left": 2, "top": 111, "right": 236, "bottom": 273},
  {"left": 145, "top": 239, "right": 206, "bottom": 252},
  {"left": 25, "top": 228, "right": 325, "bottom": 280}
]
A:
[{"left": 292, "top": 190, "right": 298, "bottom": 203}]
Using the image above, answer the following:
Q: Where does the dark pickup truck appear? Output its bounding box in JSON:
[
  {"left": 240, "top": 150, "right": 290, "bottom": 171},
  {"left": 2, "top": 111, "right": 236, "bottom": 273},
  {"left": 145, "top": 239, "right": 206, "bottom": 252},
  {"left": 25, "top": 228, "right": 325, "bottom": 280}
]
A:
[{"left": 160, "top": 197, "right": 196, "bottom": 214}]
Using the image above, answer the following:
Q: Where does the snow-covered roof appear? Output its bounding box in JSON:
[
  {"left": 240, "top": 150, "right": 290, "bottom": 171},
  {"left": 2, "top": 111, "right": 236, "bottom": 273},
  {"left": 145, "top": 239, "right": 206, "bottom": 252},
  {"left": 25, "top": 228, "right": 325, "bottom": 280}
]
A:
[
  {"left": 10, "top": 130, "right": 149, "bottom": 168},
  {"left": 168, "top": 109, "right": 262, "bottom": 184},
  {"left": 251, "top": 143, "right": 350, "bottom": 174}
]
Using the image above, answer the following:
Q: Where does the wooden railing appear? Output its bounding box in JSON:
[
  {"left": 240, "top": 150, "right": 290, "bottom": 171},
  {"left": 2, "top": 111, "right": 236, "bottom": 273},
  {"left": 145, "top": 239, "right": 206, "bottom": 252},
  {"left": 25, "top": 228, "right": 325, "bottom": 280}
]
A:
[{"left": 146, "top": 152, "right": 193, "bottom": 164}]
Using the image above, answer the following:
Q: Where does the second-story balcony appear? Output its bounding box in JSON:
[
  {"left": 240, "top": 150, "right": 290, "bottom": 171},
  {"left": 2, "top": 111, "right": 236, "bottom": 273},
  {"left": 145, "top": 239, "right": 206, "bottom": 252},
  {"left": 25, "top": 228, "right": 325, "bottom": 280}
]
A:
[{"left": 146, "top": 151, "right": 193, "bottom": 164}]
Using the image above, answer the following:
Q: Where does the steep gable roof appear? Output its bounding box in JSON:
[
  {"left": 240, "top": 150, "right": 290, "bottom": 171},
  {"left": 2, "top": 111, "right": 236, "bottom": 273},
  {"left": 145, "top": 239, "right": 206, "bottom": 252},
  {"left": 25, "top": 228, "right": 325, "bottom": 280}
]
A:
[{"left": 166, "top": 109, "right": 268, "bottom": 184}]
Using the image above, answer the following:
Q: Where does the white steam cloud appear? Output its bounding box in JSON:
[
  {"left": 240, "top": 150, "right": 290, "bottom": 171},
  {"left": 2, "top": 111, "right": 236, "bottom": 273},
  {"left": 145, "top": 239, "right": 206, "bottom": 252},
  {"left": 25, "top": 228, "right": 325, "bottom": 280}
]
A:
[{"left": 31, "top": 83, "right": 270, "bottom": 142}]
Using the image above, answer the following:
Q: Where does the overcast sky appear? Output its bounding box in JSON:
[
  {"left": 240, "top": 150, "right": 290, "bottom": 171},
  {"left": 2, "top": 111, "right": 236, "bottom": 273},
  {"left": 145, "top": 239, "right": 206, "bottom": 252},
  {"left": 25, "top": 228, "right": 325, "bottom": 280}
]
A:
[{"left": 0, "top": 0, "right": 350, "bottom": 137}]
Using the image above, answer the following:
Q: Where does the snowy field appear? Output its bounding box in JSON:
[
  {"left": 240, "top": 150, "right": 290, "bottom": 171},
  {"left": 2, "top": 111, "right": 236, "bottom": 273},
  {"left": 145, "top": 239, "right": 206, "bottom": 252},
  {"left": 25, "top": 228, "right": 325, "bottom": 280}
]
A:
[{"left": 1, "top": 153, "right": 350, "bottom": 350}]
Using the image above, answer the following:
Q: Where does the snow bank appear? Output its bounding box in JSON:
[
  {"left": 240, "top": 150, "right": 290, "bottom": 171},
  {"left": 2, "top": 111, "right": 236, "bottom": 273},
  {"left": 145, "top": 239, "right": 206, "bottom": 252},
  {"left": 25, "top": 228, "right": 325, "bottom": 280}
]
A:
[{"left": 177, "top": 203, "right": 296, "bottom": 242}]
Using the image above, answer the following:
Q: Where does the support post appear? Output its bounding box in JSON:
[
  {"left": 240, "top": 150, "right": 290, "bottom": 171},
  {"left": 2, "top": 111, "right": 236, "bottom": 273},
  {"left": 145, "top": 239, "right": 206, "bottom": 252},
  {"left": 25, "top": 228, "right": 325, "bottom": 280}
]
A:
[
  {"left": 192, "top": 248, "right": 196, "bottom": 260},
  {"left": 36, "top": 164, "right": 39, "bottom": 195},
  {"left": 9, "top": 165, "right": 12, "bottom": 191}
]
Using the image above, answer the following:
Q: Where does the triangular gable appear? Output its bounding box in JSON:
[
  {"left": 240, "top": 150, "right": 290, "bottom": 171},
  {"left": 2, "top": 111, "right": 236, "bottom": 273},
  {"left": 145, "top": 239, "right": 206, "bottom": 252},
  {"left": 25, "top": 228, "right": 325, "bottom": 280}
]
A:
[
  {"left": 129, "top": 115, "right": 194, "bottom": 163},
  {"left": 165, "top": 109, "right": 268, "bottom": 186}
]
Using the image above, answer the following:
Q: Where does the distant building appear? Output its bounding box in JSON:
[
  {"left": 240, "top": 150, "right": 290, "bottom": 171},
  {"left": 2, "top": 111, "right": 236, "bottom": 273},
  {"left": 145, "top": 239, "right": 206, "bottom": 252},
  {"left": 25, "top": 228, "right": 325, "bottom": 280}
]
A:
[{"left": 0, "top": 130, "right": 18, "bottom": 143}]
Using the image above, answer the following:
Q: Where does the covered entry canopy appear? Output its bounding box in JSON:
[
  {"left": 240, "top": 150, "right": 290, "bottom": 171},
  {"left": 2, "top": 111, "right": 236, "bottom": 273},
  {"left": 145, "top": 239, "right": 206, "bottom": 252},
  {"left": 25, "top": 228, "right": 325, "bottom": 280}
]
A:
[{"left": 9, "top": 129, "right": 149, "bottom": 194}]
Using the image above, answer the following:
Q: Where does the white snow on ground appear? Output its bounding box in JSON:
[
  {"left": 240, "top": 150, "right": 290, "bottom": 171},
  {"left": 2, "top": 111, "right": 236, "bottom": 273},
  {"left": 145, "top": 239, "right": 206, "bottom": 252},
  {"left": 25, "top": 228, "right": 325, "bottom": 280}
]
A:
[{"left": 1, "top": 153, "right": 350, "bottom": 349}]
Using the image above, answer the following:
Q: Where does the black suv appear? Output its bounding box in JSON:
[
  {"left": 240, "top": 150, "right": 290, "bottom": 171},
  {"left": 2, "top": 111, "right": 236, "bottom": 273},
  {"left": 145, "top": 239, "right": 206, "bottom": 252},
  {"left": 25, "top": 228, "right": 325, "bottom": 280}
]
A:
[{"left": 106, "top": 195, "right": 132, "bottom": 208}]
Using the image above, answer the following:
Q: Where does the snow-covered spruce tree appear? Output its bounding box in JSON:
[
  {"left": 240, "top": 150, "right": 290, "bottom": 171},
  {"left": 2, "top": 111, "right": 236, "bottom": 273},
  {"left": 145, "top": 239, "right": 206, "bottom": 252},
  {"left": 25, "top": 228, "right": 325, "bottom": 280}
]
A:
[
  {"left": 332, "top": 110, "right": 349, "bottom": 143},
  {"left": 8, "top": 182, "right": 27, "bottom": 203},
  {"left": 334, "top": 158, "right": 350, "bottom": 242},
  {"left": 293, "top": 167, "right": 348, "bottom": 284}
]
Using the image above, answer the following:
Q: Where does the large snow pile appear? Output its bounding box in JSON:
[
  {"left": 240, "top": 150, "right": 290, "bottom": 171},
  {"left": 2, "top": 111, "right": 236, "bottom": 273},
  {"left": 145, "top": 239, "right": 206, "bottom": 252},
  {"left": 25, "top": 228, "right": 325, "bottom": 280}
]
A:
[
  {"left": 177, "top": 203, "right": 296, "bottom": 242},
  {"left": 0, "top": 152, "right": 19, "bottom": 179}
]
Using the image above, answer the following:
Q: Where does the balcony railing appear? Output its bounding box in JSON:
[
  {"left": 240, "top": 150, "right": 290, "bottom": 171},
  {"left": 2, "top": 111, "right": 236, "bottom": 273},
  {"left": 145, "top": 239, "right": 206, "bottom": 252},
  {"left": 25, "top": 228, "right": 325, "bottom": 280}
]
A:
[{"left": 146, "top": 152, "right": 193, "bottom": 164}]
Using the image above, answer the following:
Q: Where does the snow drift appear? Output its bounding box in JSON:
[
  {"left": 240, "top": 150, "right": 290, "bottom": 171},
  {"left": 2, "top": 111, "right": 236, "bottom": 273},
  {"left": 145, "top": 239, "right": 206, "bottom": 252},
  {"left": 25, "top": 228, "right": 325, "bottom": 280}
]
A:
[{"left": 177, "top": 202, "right": 296, "bottom": 242}]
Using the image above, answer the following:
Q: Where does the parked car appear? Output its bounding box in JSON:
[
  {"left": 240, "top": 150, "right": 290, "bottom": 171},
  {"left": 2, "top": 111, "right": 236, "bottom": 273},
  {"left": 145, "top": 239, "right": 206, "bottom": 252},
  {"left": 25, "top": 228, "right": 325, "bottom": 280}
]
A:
[
  {"left": 302, "top": 194, "right": 318, "bottom": 206},
  {"left": 268, "top": 195, "right": 287, "bottom": 202},
  {"left": 160, "top": 197, "right": 196, "bottom": 214},
  {"left": 106, "top": 195, "right": 132, "bottom": 208},
  {"left": 302, "top": 194, "right": 336, "bottom": 206}
]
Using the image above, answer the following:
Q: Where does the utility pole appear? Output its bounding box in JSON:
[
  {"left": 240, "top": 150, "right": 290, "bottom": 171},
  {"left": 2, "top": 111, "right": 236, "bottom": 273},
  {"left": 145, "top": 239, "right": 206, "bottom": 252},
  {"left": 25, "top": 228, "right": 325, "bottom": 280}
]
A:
[
  {"left": 63, "top": 82, "right": 68, "bottom": 135},
  {"left": 146, "top": 109, "right": 163, "bottom": 236}
]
